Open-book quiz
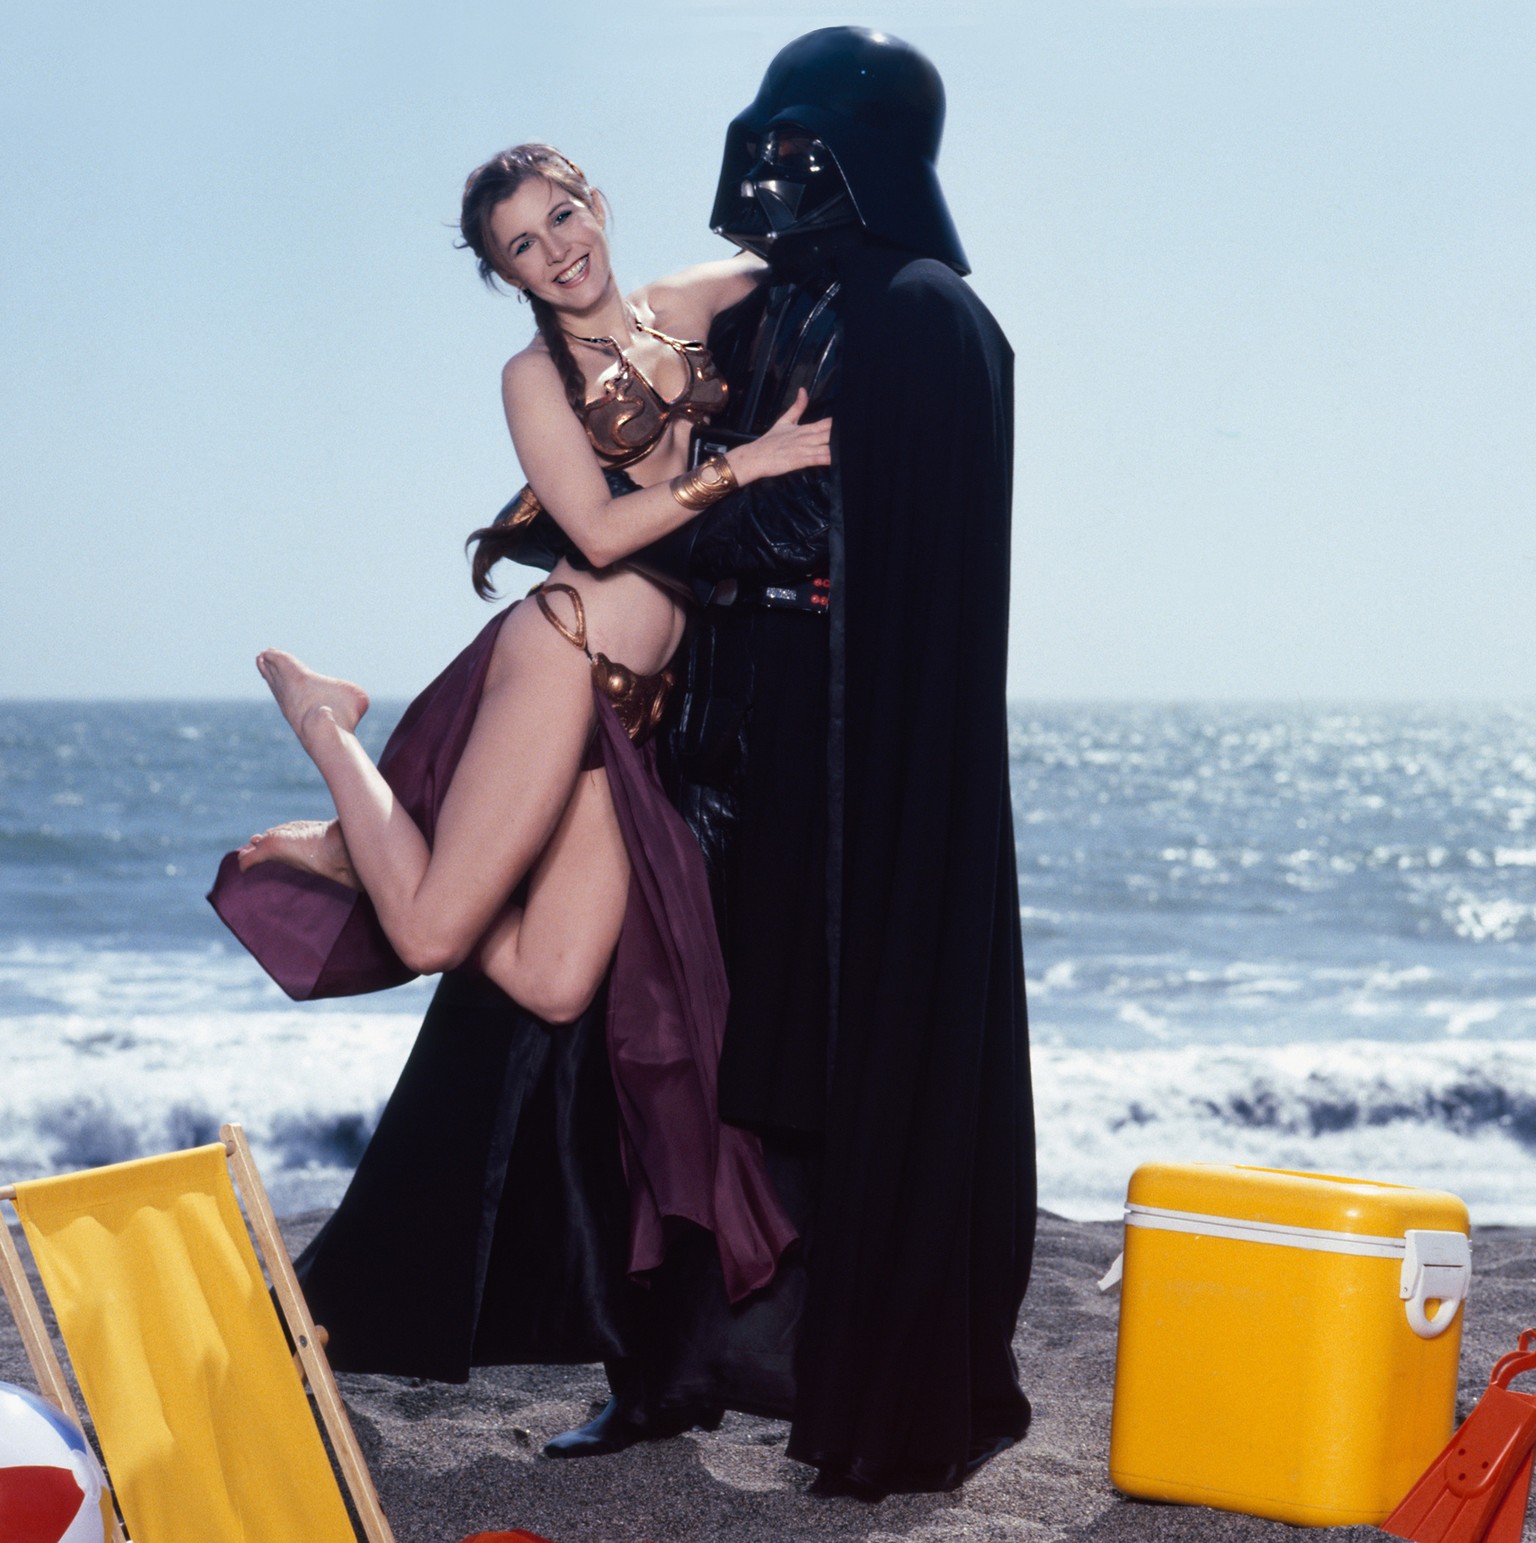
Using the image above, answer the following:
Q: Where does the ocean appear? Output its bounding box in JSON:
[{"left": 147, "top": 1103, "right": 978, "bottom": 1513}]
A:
[{"left": 3, "top": 701, "right": 1534, "bottom": 1221}]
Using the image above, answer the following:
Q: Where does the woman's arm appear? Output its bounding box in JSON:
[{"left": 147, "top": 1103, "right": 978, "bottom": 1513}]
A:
[
  {"left": 503, "top": 347, "right": 825, "bottom": 570},
  {"left": 635, "top": 251, "right": 766, "bottom": 339}
]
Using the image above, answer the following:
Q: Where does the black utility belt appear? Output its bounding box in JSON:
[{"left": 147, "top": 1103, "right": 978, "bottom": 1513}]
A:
[{"left": 706, "top": 576, "right": 831, "bottom": 614}]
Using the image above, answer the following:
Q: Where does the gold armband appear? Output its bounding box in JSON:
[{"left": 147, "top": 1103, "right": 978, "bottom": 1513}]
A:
[
  {"left": 498, "top": 483, "right": 542, "bottom": 530},
  {"left": 669, "top": 453, "right": 739, "bottom": 512}
]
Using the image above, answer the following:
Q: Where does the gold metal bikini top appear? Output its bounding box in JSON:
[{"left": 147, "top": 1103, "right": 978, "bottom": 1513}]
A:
[
  {"left": 571, "top": 318, "right": 729, "bottom": 469},
  {"left": 532, "top": 582, "right": 673, "bottom": 743}
]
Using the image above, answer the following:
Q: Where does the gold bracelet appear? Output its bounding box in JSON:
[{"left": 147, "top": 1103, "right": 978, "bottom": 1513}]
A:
[
  {"left": 669, "top": 453, "right": 740, "bottom": 512},
  {"left": 499, "top": 483, "right": 542, "bottom": 530}
]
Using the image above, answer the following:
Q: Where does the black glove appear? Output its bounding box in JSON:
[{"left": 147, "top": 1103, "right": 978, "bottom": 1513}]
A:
[{"left": 628, "top": 466, "right": 833, "bottom": 600}]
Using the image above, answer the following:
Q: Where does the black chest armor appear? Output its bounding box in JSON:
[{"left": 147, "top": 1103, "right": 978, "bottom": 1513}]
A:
[
  {"left": 629, "top": 270, "right": 841, "bottom": 603},
  {"left": 661, "top": 270, "right": 841, "bottom": 792},
  {"left": 658, "top": 270, "right": 842, "bottom": 1134},
  {"left": 714, "top": 272, "right": 842, "bottom": 435}
]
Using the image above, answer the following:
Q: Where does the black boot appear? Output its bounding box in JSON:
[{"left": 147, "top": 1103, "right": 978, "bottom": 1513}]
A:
[
  {"left": 808, "top": 1467, "right": 888, "bottom": 1502},
  {"left": 541, "top": 1397, "right": 723, "bottom": 1459}
]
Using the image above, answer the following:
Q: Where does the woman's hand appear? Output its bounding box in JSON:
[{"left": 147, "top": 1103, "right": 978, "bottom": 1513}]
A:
[{"left": 725, "top": 390, "right": 833, "bottom": 486}]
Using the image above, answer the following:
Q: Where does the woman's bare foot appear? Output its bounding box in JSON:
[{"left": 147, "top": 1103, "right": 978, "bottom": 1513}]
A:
[
  {"left": 255, "top": 649, "right": 370, "bottom": 744},
  {"left": 237, "top": 819, "right": 361, "bottom": 889}
]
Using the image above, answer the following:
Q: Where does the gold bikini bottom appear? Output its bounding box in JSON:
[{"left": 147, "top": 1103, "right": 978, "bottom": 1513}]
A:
[{"left": 532, "top": 582, "right": 673, "bottom": 743}]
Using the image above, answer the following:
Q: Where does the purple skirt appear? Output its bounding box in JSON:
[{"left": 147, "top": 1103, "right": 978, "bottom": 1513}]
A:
[{"left": 209, "top": 605, "right": 794, "bottom": 1302}]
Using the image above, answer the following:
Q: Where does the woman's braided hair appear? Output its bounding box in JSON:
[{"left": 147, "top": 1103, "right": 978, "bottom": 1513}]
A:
[{"left": 459, "top": 145, "right": 609, "bottom": 595}]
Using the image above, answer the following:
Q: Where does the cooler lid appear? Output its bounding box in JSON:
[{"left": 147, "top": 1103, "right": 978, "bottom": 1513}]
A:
[{"left": 1125, "top": 1162, "right": 1469, "bottom": 1240}]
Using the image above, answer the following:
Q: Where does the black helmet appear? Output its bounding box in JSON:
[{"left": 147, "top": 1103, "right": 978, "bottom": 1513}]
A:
[{"left": 710, "top": 27, "right": 969, "bottom": 276}]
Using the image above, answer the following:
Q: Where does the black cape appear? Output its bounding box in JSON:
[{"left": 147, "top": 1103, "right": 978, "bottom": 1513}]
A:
[
  {"left": 790, "top": 244, "right": 1035, "bottom": 1489},
  {"left": 294, "top": 971, "right": 637, "bottom": 1380}
]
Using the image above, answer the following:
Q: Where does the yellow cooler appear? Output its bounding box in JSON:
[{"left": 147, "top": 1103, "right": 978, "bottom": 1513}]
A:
[{"left": 1107, "top": 1163, "right": 1471, "bottom": 1527}]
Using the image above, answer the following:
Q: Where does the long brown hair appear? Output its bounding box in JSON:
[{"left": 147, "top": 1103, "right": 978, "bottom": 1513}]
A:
[{"left": 459, "top": 144, "right": 607, "bottom": 596}]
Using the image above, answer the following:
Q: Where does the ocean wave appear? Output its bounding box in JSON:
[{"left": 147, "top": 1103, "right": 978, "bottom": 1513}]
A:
[
  {"left": 1443, "top": 894, "right": 1536, "bottom": 944},
  {"left": 0, "top": 940, "right": 435, "bottom": 1018},
  {"left": 0, "top": 1006, "right": 422, "bottom": 1213},
  {"left": 1025, "top": 945, "right": 1536, "bottom": 1050},
  {"left": 270, "top": 1110, "right": 379, "bottom": 1170},
  {"left": 32, "top": 1097, "right": 147, "bottom": 1169},
  {"left": 1036, "top": 1039, "right": 1536, "bottom": 1225},
  {"left": 9, "top": 1016, "right": 1536, "bottom": 1227}
]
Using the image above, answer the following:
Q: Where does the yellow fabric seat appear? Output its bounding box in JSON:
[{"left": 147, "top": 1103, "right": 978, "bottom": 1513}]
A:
[{"left": 0, "top": 1127, "right": 392, "bottom": 1543}]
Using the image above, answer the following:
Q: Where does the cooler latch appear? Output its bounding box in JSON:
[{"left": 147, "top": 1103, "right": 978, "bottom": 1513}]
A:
[{"left": 1400, "top": 1229, "right": 1471, "bottom": 1340}]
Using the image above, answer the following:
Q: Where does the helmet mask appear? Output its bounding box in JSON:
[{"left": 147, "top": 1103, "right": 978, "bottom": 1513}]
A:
[
  {"left": 710, "top": 27, "right": 970, "bottom": 277},
  {"left": 721, "top": 125, "right": 862, "bottom": 268}
]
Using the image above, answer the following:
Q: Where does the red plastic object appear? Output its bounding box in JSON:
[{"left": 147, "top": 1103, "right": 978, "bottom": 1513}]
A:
[
  {"left": 460, "top": 1534, "right": 658, "bottom": 1543},
  {"left": 0, "top": 1465, "right": 88, "bottom": 1543},
  {"left": 459, "top": 1533, "right": 558, "bottom": 1542},
  {"left": 1382, "top": 1329, "right": 1536, "bottom": 1543}
]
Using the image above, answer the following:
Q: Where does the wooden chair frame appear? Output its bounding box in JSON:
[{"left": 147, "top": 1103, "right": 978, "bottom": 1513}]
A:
[{"left": 0, "top": 1122, "right": 394, "bottom": 1543}]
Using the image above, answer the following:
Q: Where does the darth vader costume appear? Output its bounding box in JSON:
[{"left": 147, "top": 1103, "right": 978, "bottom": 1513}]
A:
[
  {"left": 210, "top": 25, "right": 1033, "bottom": 1497},
  {"left": 539, "top": 28, "right": 1038, "bottom": 1494}
]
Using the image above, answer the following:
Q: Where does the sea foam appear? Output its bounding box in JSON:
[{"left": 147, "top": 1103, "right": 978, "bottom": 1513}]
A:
[{"left": 1037, "top": 1038, "right": 1536, "bottom": 1224}]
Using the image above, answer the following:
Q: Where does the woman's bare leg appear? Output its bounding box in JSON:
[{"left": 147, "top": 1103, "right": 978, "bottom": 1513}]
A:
[
  {"left": 249, "top": 562, "right": 683, "bottom": 978},
  {"left": 477, "top": 766, "right": 630, "bottom": 1022},
  {"left": 241, "top": 748, "right": 628, "bottom": 1021},
  {"left": 252, "top": 603, "right": 592, "bottom": 974}
]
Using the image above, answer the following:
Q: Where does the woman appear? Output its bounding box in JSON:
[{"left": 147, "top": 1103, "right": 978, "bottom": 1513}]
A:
[
  {"left": 241, "top": 145, "right": 825, "bottom": 1017},
  {"left": 211, "top": 145, "right": 829, "bottom": 1380}
]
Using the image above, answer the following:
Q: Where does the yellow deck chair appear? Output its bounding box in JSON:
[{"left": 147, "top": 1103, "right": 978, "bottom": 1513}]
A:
[{"left": 0, "top": 1123, "right": 393, "bottom": 1543}]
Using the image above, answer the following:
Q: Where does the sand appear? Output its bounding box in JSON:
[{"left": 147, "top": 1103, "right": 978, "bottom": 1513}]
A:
[{"left": 5, "top": 1207, "right": 1535, "bottom": 1542}]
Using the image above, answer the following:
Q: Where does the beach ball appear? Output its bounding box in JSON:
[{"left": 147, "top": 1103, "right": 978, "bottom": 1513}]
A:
[{"left": 0, "top": 1383, "right": 111, "bottom": 1543}]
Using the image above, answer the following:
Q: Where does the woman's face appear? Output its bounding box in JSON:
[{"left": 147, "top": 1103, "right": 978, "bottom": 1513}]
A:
[{"left": 488, "top": 176, "right": 611, "bottom": 310}]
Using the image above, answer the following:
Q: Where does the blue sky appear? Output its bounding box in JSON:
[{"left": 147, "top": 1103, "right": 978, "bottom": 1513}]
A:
[{"left": 3, "top": 0, "right": 1531, "bottom": 700}]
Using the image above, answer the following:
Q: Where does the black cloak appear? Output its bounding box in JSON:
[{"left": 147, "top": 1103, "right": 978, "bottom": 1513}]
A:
[
  {"left": 294, "top": 971, "right": 635, "bottom": 1380},
  {"left": 785, "top": 243, "right": 1036, "bottom": 1489}
]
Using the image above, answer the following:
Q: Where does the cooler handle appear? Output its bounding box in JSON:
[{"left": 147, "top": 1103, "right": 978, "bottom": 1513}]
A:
[{"left": 1400, "top": 1229, "right": 1471, "bottom": 1340}]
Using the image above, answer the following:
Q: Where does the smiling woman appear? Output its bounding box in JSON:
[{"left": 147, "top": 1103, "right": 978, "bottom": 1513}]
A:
[
  {"left": 459, "top": 145, "right": 824, "bottom": 568},
  {"left": 208, "top": 140, "right": 831, "bottom": 1388},
  {"left": 494, "top": 182, "right": 605, "bottom": 289}
]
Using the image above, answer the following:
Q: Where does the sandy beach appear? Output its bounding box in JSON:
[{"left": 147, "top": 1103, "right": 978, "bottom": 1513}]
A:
[{"left": 5, "top": 1206, "right": 1534, "bottom": 1542}]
